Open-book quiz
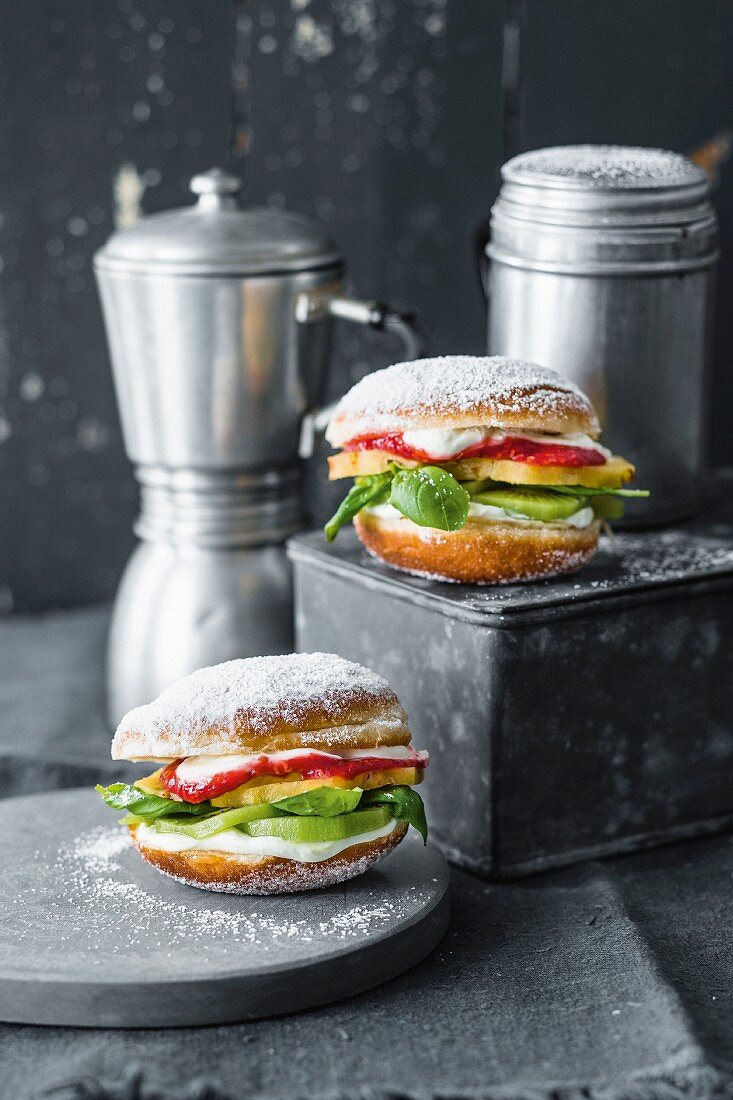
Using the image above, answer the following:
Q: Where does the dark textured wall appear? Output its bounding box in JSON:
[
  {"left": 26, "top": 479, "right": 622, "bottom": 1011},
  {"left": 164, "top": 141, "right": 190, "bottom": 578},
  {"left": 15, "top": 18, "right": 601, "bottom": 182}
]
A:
[
  {"left": 240, "top": 1, "right": 505, "bottom": 524},
  {"left": 0, "top": 0, "right": 731, "bottom": 610},
  {"left": 519, "top": 0, "right": 733, "bottom": 469},
  {"left": 0, "top": 0, "right": 234, "bottom": 611}
]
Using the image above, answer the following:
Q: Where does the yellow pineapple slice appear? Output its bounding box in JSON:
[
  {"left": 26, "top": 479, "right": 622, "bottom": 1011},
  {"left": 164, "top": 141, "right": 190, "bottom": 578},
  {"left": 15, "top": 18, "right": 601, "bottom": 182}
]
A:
[
  {"left": 328, "top": 449, "right": 634, "bottom": 488},
  {"left": 133, "top": 766, "right": 422, "bottom": 807},
  {"left": 135, "top": 768, "right": 167, "bottom": 796},
  {"left": 328, "top": 451, "right": 419, "bottom": 479},
  {"left": 210, "top": 768, "right": 422, "bottom": 807},
  {"left": 450, "top": 454, "right": 635, "bottom": 488}
]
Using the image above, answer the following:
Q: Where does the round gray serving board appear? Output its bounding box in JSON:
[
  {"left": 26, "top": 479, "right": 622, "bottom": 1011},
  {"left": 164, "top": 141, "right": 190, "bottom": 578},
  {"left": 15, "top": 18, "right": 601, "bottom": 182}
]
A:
[{"left": 0, "top": 788, "right": 449, "bottom": 1028}]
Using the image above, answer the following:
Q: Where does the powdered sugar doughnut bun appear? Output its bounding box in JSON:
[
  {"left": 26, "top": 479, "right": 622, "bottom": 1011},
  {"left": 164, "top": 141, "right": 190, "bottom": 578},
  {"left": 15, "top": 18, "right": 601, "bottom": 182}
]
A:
[
  {"left": 113, "top": 651, "right": 411, "bottom": 760},
  {"left": 321, "top": 355, "right": 632, "bottom": 585},
  {"left": 106, "top": 653, "right": 425, "bottom": 896},
  {"left": 326, "top": 356, "right": 600, "bottom": 446}
]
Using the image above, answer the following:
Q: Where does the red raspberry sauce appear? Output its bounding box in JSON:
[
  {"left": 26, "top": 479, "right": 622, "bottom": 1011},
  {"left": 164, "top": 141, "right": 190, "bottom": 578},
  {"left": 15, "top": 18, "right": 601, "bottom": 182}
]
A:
[
  {"left": 345, "top": 432, "right": 606, "bottom": 467},
  {"left": 160, "top": 749, "right": 429, "bottom": 804}
]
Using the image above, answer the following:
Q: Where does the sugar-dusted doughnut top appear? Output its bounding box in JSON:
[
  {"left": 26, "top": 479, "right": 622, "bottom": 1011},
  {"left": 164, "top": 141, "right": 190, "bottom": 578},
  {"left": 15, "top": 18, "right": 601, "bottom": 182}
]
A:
[
  {"left": 326, "top": 356, "right": 600, "bottom": 445},
  {"left": 112, "top": 653, "right": 410, "bottom": 760}
]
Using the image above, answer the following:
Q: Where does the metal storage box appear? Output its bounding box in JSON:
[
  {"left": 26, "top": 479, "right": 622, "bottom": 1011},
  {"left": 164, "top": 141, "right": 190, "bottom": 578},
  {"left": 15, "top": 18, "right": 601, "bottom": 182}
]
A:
[{"left": 289, "top": 528, "right": 733, "bottom": 878}]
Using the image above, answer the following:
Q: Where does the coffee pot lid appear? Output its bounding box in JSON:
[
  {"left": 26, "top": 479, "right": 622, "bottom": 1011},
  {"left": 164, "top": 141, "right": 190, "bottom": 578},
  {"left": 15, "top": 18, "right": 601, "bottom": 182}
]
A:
[{"left": 94, "top": 167, "right": 342, "bottom": 276}]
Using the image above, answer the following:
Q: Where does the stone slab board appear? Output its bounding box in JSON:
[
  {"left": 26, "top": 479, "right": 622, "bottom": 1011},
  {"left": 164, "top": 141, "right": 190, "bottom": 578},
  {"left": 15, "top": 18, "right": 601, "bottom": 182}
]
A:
[{"left": 0, "top": 789, "right": 449, "bottom": 1028}]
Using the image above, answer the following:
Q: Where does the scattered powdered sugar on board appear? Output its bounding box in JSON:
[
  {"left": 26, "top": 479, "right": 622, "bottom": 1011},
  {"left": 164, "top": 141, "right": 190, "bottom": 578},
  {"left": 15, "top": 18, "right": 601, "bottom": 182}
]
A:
[
  {"left": 327, "top": 356, "right": 593, "bottom": 435},
  {"left": 431, "top": 529, "right": 733, "bottom": 608},
  {"left": 595, "top": 530, "right": 733, "bottom": 586},
  {"left": 30, "top": 825, "right": 421, "bottom": 961},
  {"left": 67, "top": 825, "right": 129, "bottom": 874},
  {"left": 504, "top": 145, "right": 702, "bottom": 187},
  {"left": 114, "top": 651, "right": 400, "bottom": 750},
  {"left": 344, "top": 528, "right": 733, "bottom": 611}
]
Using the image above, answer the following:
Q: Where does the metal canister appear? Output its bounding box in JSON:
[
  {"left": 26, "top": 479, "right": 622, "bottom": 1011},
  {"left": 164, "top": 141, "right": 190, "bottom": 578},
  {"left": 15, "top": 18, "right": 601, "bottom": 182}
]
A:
[{"left": 483, "top": 145, "right": 719, "bottom": 524}]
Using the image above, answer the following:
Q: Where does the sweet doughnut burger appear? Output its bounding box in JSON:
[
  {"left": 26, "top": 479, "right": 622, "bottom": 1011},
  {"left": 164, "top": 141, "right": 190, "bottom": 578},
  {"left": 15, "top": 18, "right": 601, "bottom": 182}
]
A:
[
  {"left": 96, "top": 652, "right": 428, "bottom": 895},
  {"left": 325, "top": 355, "right": 647, "bottom": 584}
]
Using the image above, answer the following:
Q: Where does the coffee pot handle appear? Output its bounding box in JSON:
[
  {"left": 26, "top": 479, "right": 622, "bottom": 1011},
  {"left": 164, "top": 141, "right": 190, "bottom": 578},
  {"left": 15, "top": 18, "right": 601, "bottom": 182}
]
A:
[
  {"left": 328, "top": 296, "right": 425, "bottom": 361},
  {"left": 298, "top": 294, "right": 425, "bottom": 457}
]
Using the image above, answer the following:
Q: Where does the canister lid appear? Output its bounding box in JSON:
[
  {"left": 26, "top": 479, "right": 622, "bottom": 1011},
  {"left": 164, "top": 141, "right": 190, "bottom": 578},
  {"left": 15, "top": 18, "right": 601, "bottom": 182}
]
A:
[
  {"left": 94, "top": 167, "right": 342, "bottom": 276},
  {"left": 489, "top": 144, "right": 718, "bottom": 274},
  {"left": 502, "top": 145, "right": 705, "bottom": 192}
]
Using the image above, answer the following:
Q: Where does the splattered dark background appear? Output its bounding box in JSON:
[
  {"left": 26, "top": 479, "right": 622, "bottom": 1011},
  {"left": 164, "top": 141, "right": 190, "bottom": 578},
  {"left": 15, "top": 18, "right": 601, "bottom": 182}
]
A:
[{"left": 0, "top": 0, "right": 731, "bottom": 611}]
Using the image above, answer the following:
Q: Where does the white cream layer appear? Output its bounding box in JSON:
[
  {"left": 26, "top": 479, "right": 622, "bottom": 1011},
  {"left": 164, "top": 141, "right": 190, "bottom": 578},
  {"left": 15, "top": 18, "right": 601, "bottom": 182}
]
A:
[
  {"left": 135, "top": 819, "right": 398, "bottom": 862},
  {"left": 173, "top": 745, "right": 415, "bottom": 784},
  {"left": 363, "top": 502, "right": 596, "bottom": 530},
  {"left": 400, "top": 426, "right": 610, "bottom": 461}
]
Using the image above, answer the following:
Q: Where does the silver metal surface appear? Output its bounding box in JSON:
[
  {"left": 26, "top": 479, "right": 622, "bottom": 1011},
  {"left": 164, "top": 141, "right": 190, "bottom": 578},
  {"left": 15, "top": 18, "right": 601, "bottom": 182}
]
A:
[
  {"left": 107, "top": 541, "right": 295, "bottom": 723},
  {"left": 97, "top": 266, "right": 337, "bottom": 470},
  {"left": 484, "top": 145, "right": 719, "bottom": 524},
  {"left": 95, "top": 168, "right": 421, "bottom": 721},
  {"left": 134, "top": 466, "right": 305, "bottom": 548}
]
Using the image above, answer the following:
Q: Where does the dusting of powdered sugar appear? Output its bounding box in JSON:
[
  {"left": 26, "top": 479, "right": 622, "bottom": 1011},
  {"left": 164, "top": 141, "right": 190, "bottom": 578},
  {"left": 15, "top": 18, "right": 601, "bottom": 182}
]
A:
[
  {"left": 23, "top": 824, "right": 421, "bottom": 963},
  {"left": 327, "top": 356, "right": 594, "bottom": 440},
  {"left": 67, "top": 825, "right": 129, "bottom": 874},
  {"left": 504, "top": 145, "right": 703, "bottom": 188},
  {"left": 589, "top": 530, "right": 733, "bottom": 587},
  {"left": 113, "top": 651, "right": 400, "bottom": 755},
  {"left": 387, "top": 529, "right": 733, "bottom": 606}
]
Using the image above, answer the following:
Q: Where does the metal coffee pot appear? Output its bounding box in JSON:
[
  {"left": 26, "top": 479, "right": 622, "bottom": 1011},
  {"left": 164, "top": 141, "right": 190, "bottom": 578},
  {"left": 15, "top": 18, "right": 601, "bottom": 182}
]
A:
[
  {"left": 481, "top": 145, "right": 719, "bottom": 525},
  {"left": 95, "top": 167, "right": 421, "bottom": 724}
]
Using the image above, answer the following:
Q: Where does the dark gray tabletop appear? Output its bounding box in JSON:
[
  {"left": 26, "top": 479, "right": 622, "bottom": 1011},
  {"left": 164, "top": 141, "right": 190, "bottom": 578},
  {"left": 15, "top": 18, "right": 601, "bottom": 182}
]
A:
[{"left": 2, "top": 603, "right": 733, "bottom": 1100}]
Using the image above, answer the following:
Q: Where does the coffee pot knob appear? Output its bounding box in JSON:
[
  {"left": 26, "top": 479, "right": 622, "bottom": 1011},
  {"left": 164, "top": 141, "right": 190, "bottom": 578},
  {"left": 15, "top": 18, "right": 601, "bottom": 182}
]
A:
[{"left": 190, "top": 167, "right": 242, "bottom": 210}]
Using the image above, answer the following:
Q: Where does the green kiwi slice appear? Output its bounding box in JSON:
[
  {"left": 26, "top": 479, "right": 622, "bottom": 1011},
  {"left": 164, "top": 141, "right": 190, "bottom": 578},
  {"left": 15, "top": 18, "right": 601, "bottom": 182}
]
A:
[
  {"left": 152, "top": 803, "right": 283, "bottom": 839},
  {"left": 471, "top": 486, "right": 584, "bottom": 522},
  {"left": 245, "top": 807, "right": 393, "bottom": 843}
]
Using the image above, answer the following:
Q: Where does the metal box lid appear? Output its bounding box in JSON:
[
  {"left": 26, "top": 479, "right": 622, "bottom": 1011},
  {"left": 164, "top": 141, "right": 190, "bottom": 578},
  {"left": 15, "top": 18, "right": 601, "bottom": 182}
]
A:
[{"left": 288, "top": 528, "right": 733, "bottom": 625}]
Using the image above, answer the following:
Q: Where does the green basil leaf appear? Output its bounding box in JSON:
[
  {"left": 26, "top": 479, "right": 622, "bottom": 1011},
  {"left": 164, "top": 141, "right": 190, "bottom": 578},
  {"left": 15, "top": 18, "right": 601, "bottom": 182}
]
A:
[
  {"left": 273, "top": 786, "right": 364, "bottom": 817},
  {"left": 547, "top": 485, "right": 649, "bottom": 499},
  {"left": 360, "top": 785, "right": 428, "bottom": 843},
  {"left": 95, "top": 783, "right": 210, "bottom": 820},
  {"left": 460, "top": 479, "right": 496, "bottom": 496},
  {"left": 592, "top": 496, "right": 625, "bottom": 520},
  {"left": 324, "top": 472, "right": 394, "bottom": 542},
  {"left": 461, "top": 479, "right": 648, "bottom": 503},
  {"left": 355, "top": 476, "right": 391, "bottom": 504},
  {"left": 389, "top": 466, "right": 470, "bottom": 531}
]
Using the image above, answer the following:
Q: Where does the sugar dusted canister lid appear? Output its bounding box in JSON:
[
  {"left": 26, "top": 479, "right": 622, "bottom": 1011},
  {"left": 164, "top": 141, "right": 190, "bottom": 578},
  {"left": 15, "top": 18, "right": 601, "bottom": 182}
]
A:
[
  {"left": 503, "top": 144, "right": 704, "bottom": 190},
  {"left": 489, "top": 144, "right": 718, "bottom": 273},
  {"left": 94, "top": 167, "right": 342, "bottom": 277}
]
